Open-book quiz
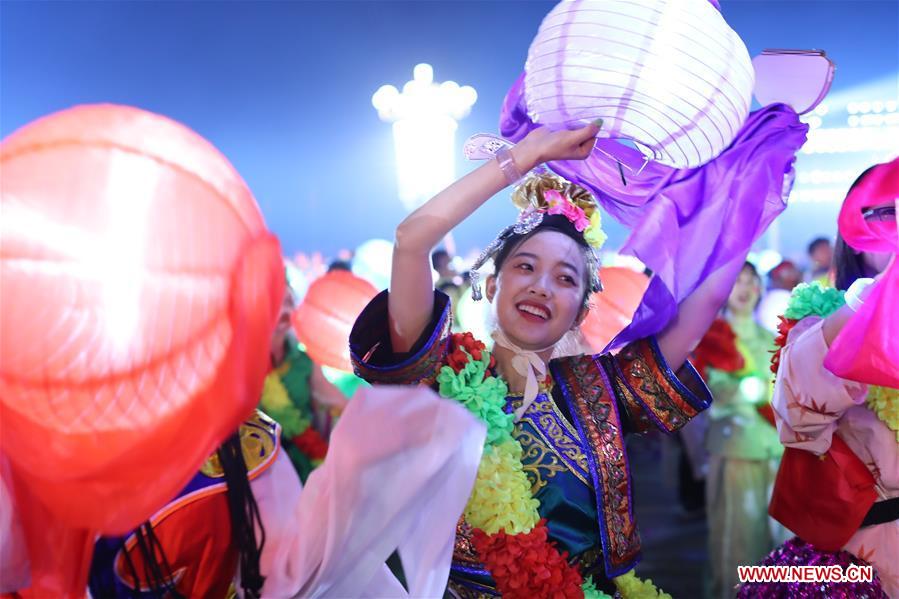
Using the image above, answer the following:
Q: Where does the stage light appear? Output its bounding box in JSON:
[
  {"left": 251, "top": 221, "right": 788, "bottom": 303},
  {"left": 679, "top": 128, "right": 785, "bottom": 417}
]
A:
[
  {"left": 803, "top": 115, "right": 823, "bottom": 130},
  {"left": 373, "top": 64, "right": 477, "bottom": 211}
]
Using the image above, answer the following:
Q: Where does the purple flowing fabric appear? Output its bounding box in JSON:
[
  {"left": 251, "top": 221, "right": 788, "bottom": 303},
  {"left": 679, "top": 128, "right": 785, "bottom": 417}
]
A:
[{"left": 500, "top": 73, "right": 808, "bottom": 348}]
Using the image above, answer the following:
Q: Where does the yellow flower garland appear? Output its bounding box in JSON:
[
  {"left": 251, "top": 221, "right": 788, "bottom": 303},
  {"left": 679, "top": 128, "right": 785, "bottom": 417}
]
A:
[
  {"left": 259, "top": 370, "right": 309, "bottom": 437},
  {"left": 584, "top": 210, "right": 607, "bottom": 250},
  {"left": 613, "top": 570, "right": 672, "bottom": 599},
  {"left": 464, "top": 441, "right": 540, "bottom": 535},
  {"left": 867, "top": 386, "right": 899, "bottom": 444},
  {"left": 261, "top": 372, "right": 292, "bottom": 411}
]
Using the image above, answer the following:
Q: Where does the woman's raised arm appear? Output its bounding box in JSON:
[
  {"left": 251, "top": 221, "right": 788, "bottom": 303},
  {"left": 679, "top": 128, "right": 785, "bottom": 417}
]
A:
[
  {"left": 387, "top": 125, "right": 599, "bottom": 352},
  {"left": 656, "top": 255, "right": 746, "bottom": 372}
]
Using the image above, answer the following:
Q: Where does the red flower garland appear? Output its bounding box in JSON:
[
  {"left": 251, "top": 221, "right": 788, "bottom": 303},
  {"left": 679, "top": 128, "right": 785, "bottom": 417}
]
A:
[
  {"left": 471, "top": 519, "right": 584, "bottom": 599},
  {"left": 691, "top": 318, "right": 745, "bottom": 380},
  {"left": 770, "top": 315, "right": 800, "bottom": 376},
  {"left": 291, "top": 427, "right": 328, "bottom": 461},
  {"left": 447, "top": 332, "right": 496, "bottom": 376}
]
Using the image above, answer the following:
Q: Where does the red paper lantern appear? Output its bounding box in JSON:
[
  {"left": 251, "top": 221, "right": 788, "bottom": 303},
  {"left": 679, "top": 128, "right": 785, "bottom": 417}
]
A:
[
  {"left": 580, "top": 267, "right": 650, "bottom": 353},
  {"left": 0, "top": 104, "right": 284, "bottom": 595},
  {"left": 293, "top": 270, "right": 378, "bottom": 372}
]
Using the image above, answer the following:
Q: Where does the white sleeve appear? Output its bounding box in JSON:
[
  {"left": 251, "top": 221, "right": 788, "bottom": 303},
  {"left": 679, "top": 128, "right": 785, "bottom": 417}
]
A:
[{"left": 250, "top": 385, "right": 485, "bottom": 598}]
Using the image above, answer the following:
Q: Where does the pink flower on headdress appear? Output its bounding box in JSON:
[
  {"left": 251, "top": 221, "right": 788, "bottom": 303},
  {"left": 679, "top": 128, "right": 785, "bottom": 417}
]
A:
[
  {"left": 544, "top": 189, "right": 565, "bottom": 211},
  {"left": 544, "top": 189, "right": 589, "bottom": 232}
]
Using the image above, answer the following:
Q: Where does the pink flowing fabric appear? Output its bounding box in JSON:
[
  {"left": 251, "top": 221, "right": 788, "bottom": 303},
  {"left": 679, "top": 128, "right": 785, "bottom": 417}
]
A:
[{"left": 824, "top": 158, "right": 899, "bottom": 387}]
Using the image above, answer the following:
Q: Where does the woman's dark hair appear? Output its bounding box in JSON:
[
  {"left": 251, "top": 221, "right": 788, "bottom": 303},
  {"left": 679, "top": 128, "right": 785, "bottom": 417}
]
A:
[
  {"left": 493, "top": 215, "right": 589, "bottom": 272},
  {"left": 833, "top": 165, "right": 879, "bottom": 291},
  {"left": 746, "top": 261, "right": 764, "bottom": 308},
  {"left": 807, "top": 237, "right": 831, "bottom": 256},
  {"left": 833, "top": 233, "right": 880, "bottom": 291},
  {"left": 742, "top": 260, "right": 760, "bottom": 281},
  {"left": 119, "top": 523, "right": 185, "bottom": 599}
]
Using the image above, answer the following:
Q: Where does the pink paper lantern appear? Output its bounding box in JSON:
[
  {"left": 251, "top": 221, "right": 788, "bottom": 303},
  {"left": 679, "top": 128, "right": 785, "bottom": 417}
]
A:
[
  {"left": 580, "top": 267, "right": 650, "bottom": 352},
  {"left": 293, "top": 270, "right": 378, "bottom": 372}
]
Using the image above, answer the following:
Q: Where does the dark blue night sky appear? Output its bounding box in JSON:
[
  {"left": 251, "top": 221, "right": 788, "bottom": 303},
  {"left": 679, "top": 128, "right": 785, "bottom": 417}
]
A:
[{"left": 3, "top": 0, "right": 897, "bottom": 260}]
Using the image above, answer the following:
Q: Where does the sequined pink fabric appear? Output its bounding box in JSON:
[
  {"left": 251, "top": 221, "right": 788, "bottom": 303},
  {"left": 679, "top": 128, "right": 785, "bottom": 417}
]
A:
[{"left": 737, "top": 536, "right": 888, "bottom": 598}]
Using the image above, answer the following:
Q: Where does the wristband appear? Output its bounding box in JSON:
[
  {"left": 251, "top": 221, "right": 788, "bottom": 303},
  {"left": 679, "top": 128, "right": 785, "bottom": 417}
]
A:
[
  {"left": 844, "top": 277, "right": 874, "bottom": 312},
  {"left": 495, "top": 147, "right": 524, "bottom": 186}
]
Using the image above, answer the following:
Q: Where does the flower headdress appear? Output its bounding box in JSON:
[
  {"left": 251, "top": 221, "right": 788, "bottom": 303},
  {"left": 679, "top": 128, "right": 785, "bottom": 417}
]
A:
[{"left": 470, "top": 173, "right": 607, "bottom": 301}]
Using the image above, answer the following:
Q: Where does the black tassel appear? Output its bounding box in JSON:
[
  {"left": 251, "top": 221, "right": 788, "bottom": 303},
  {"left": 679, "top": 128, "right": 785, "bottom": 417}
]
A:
[{"left": 218, "top": 433, "right": 267, "bottom": 597}]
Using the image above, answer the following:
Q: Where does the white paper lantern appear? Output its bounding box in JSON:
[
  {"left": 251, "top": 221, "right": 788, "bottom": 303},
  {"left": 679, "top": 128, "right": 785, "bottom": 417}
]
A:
[{"left": 524, "top": 0, "right": 754, "bottom": 168}]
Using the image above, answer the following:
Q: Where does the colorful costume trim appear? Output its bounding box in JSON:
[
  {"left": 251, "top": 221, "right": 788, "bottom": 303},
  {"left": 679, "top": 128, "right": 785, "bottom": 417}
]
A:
[
  {"left": 552, "top": 355, "right": 640, "bottom": 578},
  {"left": 350, "top": 290, "right": 452, "bottom": 386},
  {"left": 516, "top": 393, "right": 591, "bottom": 487},
  {"left": 608, "top": 338, "right": 712, "bottom": 434}
]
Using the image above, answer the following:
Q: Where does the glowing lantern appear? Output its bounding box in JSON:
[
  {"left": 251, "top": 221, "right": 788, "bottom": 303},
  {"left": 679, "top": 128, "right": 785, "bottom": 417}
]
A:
[
  {"left": 293, "top": 270, "right": 378, "bottom": 372},
  {"left": 580, "top": 267, "right": 650, "bottom": 352},
  {"left": 0, "top": 104, "right": 284, "bottom": 594},
  {"left": 524, "top": 0, "right": 754, "bottom": 168}
]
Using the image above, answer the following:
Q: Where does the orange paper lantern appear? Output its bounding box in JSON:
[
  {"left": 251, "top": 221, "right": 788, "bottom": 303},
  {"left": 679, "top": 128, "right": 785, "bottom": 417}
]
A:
[
  {"left": 0, "top": 104, "right": 284, "bottom": 595},
  {"left": 580, "top": 267, "right": 650, "bottom": 353},
  {"left": 293, "top": 270, "right": 378, "bottom": 372}
]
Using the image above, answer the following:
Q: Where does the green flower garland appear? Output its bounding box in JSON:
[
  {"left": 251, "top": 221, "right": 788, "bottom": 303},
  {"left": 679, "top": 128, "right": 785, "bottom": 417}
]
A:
[{"left": 783, "top": 282, "right": 846, "bottom": 320}]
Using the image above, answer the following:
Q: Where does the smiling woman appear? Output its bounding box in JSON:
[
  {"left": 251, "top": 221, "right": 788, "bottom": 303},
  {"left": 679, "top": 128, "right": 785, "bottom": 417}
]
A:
[{"left": 346, "top": 117, "right": 807, "bottom": 597}]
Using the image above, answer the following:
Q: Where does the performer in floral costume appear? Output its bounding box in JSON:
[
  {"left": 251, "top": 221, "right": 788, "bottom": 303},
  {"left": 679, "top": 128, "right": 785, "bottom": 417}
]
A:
[
  {"left": 88, "top": 283, "right": 476, "bottom": 599},
  {"left": 739, "top": 160, "right": 897, "bottom": 598},
  {"left": 350, "top": 119, "right": 804, "bottom": 597}
]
